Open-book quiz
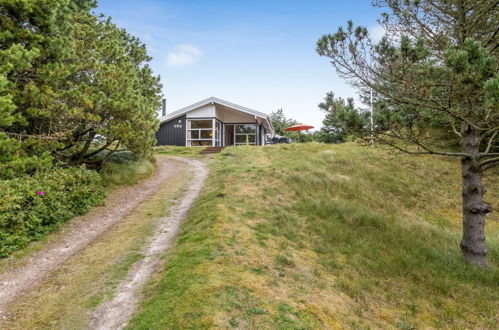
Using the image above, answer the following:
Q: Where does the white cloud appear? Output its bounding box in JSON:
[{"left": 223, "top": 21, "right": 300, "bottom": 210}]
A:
[{"left": 167, "top": 44, "right": 203, "bottom": 67}]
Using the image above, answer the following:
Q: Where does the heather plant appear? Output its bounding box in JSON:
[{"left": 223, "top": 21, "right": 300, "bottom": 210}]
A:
[{"left": 0, "top": 166, "right": 105, "bottom": 257}]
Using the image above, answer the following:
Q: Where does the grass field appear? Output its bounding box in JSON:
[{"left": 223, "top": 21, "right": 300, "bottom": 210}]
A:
[
  {"left": 153, "top": 146, "right": 204, "bottom": 158},
  {"left": 129, "top": 143, "right": 499, "bottom": 329},
  {"left": 100, "top": 154, "right": 157, "bottom": 187}
]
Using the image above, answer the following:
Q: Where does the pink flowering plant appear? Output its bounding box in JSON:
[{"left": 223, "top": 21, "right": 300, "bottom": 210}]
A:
[{"left": 0, "top": 166, "right": 105, "bottom": 257}]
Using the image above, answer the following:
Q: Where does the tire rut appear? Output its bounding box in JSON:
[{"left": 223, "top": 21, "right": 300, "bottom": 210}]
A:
[{"left": 87, "top": 157, "right": 208, "bottom": 330}]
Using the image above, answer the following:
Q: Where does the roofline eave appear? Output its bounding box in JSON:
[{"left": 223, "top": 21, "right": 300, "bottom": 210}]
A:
[{"left": 159, "top": 97, "right": 272, "bottom": 125}]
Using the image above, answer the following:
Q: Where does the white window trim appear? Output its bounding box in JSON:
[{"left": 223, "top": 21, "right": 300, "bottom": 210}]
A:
[
  {"left": 214, "top": 120, "right": 222, "bottom": 146},
  {"left": 187, "top": 128, "right": 213, "bottom": 139},
  {"left": 186, "top": 118, "right": 224, "bottom": 147},
  {"left": 234, "top": 124, "right": 257, "bottom": 145}
]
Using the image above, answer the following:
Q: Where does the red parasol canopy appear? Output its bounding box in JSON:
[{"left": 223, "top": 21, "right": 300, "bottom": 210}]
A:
[{"left": 285, "top": 124, "right": 314, "bottom": 131}]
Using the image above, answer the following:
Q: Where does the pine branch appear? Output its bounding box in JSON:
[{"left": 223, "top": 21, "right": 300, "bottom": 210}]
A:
[
  {"left": 481, "top": 157, "right": 499, "bottom": 172},
  {"left": 82, "top": 141, "right": 113, "bottom": 159},
  {"left": 483, "top": 130, "right": 498, "bottom": 154}
]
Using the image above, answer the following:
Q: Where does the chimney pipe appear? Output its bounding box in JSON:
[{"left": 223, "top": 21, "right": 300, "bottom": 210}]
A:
[{"left": 162, "top": 99, "right": 166, "bottom": 117}]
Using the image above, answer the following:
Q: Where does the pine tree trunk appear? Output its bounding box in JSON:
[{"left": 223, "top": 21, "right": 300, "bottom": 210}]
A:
[{"left": 460, "top": 124, "right": 491, "bottom": 268}]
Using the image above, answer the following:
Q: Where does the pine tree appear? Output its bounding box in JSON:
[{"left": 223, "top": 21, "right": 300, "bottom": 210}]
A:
[
  {"left": 0, "top": 0, "right": 162, "bottom": 175},
  {"left": 318, "top": 93, "right": 368, "bottom": 143},
  {"left": 317, "top": 0, "right": 498, "bottom": 267}
]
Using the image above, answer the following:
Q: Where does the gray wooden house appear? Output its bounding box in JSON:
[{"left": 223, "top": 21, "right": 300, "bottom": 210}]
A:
[{"left": 156, "top": 97, "right": 274, "bottom": 147}]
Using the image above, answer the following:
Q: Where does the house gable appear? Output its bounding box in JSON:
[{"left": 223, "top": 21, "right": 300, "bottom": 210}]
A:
[
  {"left": 215, "top": 104, "right": 255, "bottom": 123},
  {"left": 159, "top": 97, "right": 274, "bottom": 133},
  {"left": 186, "top": 104, "right": 216, "bottom": 118}
]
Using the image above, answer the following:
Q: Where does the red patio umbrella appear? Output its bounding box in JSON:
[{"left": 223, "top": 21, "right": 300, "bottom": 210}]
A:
[
  {"left": 284, "top": 124, "right": 314, "bottom": 143},
  {"left": 285, "top": 124, "right": 314, "bottom": 131}
]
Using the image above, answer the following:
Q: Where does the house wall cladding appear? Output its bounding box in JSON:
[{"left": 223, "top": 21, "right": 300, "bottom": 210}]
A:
[{"left": 156, "top": 115, "right": 186, "bottom": 146}]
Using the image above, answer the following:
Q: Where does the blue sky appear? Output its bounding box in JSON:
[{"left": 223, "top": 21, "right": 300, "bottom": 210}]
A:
[{"left": 97, "top": 0, "right": 383, "bottom": 130}]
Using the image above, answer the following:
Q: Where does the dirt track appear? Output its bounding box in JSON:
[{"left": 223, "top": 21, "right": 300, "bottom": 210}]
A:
[
  {"left": 0, "top": 157, "right": 207, "bottom": 326},
  {"left": 87, "top": 157, "right": 207, "bottom": 329}
]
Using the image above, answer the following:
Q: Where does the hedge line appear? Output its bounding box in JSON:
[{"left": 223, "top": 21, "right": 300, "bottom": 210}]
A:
[{"left": 0, "top": 167, "right": 105, "bottom": 257}]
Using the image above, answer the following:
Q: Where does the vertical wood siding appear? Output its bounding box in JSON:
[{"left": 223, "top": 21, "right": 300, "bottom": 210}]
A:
[{"left": 156, "top": 115, "right": 186, "bottom": 146}]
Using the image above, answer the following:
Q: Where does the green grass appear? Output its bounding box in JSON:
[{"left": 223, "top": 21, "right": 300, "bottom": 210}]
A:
[
  {"left": 153, "top": 145, "right": 204, "bottom": 158},
  {"left": 100, "top": 157, "right": 156, "bottom": 187},
  {"left": 128, "top": 143, "right": 499, "bottom": 329}
]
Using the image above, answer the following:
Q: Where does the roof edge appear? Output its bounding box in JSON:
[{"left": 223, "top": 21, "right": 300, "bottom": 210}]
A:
[
  {"left": 160, "top": 97, "right": 267, "bottom": 121},
  {"left": 159, "top": 97, "right": 274, "bottom": 134}
]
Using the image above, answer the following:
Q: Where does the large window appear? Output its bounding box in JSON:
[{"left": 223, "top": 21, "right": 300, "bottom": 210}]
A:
[
  {"left": 187, "top": 119, "right": 222, "bottom": 147},
  {"left": 190, "top": 120, "right": 212, "bottom": 129},
  {"left": 235, "top": 124, "right": 257, "bottom": 145},
  {"left": 187, "top": 120, "right": 213, "bottom": 146}
]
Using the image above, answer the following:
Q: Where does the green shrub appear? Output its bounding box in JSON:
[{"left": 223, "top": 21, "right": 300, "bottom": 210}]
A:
[
  {"left": 0, "top": 167, "right": 105, "bottom": 257},
  {"left": 105, "top": 151, "right": 141, "bottom": 164},
  {"left": 88, "top": 150, "right": 141, "bottom": 164}
]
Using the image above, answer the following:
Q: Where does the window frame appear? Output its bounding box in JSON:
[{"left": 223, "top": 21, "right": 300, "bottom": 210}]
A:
[
  {"left": 234, "top": 124, "right": 257, "bottom": 146},
  {"left": 186, "top": 118, "right": 223, "bottom": 147}
]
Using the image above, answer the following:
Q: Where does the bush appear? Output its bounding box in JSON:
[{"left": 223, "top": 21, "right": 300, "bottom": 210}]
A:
[
  {"left": 88, "top": 150, "right": 141, "bottom": 164},
  {"left": 0, "top": 167, "right": 105, "bottom": 257},
  {"left": 105, "top": 151, "right": 142, "bottom": 163}
]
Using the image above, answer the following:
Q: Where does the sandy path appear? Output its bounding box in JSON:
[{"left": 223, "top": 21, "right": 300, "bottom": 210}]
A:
[
  {"left": 87, "top": 157, "right": 208, "bottom": 330},
  {"left": 0, "top": 157, "right": 189, "bottom": 314}
]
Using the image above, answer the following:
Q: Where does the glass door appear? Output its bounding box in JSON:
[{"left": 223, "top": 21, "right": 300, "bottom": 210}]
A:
[{"left": 224, "top": 125, "right": 235, "bottom": 146}]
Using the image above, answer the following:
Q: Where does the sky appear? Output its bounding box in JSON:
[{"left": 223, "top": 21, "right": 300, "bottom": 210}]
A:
[{"left": 97, "top": 0, "right": 384, "bottom": 130}]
